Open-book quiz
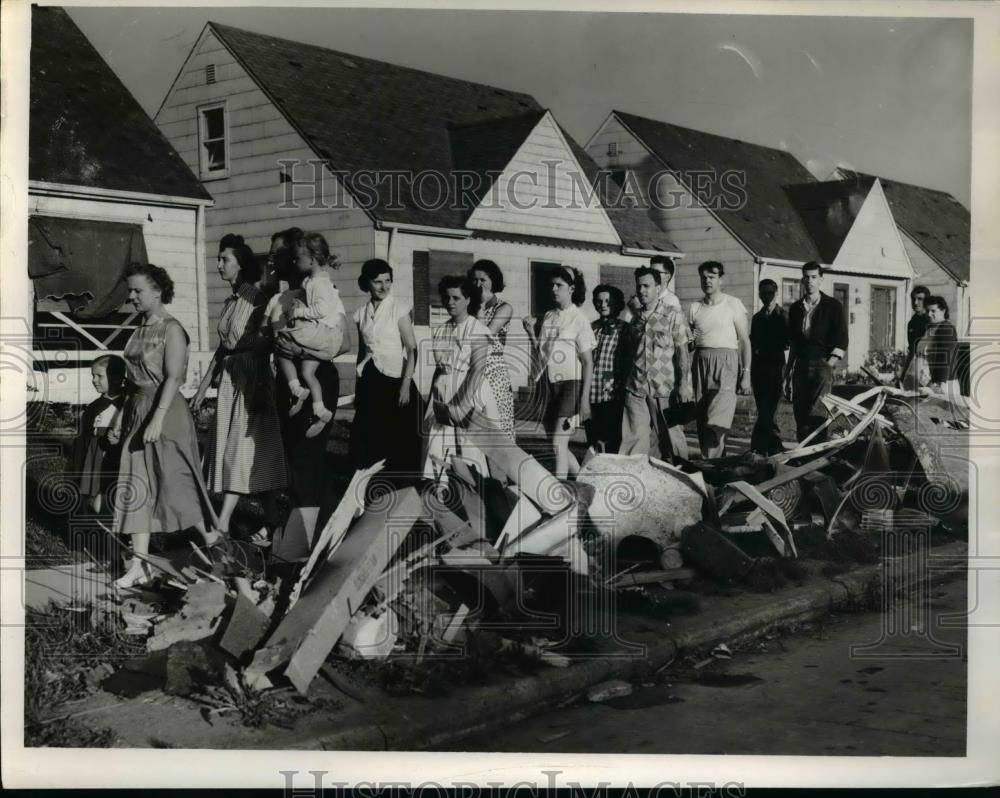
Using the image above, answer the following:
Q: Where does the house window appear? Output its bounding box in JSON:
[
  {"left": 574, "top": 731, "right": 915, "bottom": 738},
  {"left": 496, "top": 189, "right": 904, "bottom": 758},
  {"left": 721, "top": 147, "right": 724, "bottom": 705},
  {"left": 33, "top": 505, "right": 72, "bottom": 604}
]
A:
[
  {"left": 411, "top": 250, "right": 474, "bottom": 325},
  {"left": 530, "top": 261, "right": 561, "bottom": 317},
  {"left": 781, "top": 278, "right": 801, "bottom": 311},
  {"left": 198, "top": 103, "right": 228, "bottom": 178}
]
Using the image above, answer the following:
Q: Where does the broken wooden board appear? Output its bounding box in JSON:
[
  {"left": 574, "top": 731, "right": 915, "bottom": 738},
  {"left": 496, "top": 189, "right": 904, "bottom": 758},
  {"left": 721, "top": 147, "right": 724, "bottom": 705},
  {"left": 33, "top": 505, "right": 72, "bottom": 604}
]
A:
[
  {"left": 337, "top": 608, "right": 399, "bottom": 660},
  {"left": 611, "top": 568, "right": 696, "bottom": 588},
  {"left": 769, "top": 393, "right": 886, "bottom": 464},
  {"left": 287, "top": 460, "right": 385, "bottom": 608},
  {"left": 271, "top": 506, "right": 320, "bottom": 564},
  {"left": 23, "top": 563, "right": 112, "bottom": 611},
  {"left": 246, "top": 486, "right": 421, "bottom": 694},
  {"left": 725, "top": 480, "right": 797, "bottom": 557},
  {"left": 495, "top": 493, "right": 543, "bottom": 553},
  {"left": 472, "top": 428, "right": 572, "bottom": 515},
  {"left": 218, "top": 593, "right": 271, "bottom": 659}
]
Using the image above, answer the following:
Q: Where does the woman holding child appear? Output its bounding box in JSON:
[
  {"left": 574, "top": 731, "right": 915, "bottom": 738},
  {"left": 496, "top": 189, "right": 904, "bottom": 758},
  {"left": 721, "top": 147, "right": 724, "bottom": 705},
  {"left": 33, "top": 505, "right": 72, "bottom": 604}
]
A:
[{"left": 192, "top": 233, "right": 288, "bottom": 545}]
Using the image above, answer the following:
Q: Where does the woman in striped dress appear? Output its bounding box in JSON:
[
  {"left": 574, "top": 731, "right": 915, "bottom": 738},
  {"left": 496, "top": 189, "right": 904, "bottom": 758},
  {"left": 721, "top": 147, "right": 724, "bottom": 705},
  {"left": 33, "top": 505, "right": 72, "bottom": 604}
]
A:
[
  {"left": 192, "top": 234, "right": 288, "bottom": 545},
  {"left": 470, "top": 260, "right": 516, "bottom": 441}
]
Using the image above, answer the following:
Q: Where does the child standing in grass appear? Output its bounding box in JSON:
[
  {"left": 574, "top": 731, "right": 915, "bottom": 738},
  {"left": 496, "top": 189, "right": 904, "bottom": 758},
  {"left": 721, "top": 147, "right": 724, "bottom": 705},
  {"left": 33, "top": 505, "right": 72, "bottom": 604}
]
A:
[
  {"left": 273, "top": 232, "right": 346, "bottom": 438},
  {"left": 72, "top": 354, "right": 126, "bottom": 514}
]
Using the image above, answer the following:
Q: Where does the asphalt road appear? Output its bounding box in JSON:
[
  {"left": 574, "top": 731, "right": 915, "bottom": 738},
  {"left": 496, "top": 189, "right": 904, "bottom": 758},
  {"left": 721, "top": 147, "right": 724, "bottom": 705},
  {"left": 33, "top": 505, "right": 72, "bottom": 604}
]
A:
[{"left": 453, "top": 575, "right": 968, "bottom": 755}]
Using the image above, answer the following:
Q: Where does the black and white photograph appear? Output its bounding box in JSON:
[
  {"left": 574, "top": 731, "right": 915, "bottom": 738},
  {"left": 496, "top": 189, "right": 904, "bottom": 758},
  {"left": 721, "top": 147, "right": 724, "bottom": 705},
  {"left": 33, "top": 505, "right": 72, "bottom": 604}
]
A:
[{"left": 1, "top": 0, "right": 998, "bottom": 789}]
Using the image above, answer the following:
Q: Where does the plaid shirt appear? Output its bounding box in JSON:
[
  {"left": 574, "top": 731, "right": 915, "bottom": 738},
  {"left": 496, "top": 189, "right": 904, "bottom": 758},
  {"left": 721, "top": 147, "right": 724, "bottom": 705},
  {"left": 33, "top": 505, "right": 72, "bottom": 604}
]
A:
[
  {"left": 627, "top": 300, "right": 688, "bottom": 398},
  {"left": 589, "top": 317, "right": 628, "bottom": 404}
]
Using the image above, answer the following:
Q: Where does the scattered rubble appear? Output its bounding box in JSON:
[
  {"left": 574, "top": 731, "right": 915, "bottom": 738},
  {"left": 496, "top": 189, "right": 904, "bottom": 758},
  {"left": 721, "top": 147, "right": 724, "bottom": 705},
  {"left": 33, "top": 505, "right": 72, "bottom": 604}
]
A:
[{"left": 32, "top": 385, "right": 965, "bottom": 732}]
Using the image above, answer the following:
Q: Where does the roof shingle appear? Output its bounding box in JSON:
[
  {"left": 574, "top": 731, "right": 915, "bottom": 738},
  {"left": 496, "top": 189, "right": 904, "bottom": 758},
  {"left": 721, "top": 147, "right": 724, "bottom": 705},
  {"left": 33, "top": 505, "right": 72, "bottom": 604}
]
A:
[
  {"left": 836, "top": 170, "right": 969, "bottom": 282},
  {"left": 30, "top": 7, "right": 210, "bottom": 200},
  {"left": 614, "top": 110, "right": 821, "bottom": 261}
]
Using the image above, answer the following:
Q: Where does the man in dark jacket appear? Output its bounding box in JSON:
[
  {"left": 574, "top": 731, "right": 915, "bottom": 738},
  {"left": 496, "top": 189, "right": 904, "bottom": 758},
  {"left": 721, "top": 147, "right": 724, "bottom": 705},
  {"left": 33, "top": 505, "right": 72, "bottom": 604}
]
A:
[
  {"left": 784, "top": 262, "right": 848, "bottom": 444},
  {"left": 750, "top": 279, "right": 788, "bottom": 455}
]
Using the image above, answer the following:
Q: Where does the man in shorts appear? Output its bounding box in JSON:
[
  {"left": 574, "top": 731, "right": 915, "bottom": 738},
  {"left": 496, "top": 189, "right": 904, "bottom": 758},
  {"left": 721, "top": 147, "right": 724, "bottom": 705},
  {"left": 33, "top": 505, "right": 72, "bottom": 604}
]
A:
[{"left": 687, "top": 261, "right": 751, "bottom": 459}]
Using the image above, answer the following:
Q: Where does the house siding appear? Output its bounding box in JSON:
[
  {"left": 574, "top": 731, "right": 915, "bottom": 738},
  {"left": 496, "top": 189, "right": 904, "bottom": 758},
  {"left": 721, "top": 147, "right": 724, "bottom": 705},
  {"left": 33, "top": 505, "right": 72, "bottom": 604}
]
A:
[
  {"left": 28, "top": 190, "right": 206, "bottom": 402},
  {"left": 901, "top": 232, "right": 966, "bottom": 334},
  {"left": 467, "top": 114, "right": 621, "bottom": 246},
  {"left": 586, "top": 115, "right": 757, "bottom": 312},
  {"left": 832, "top": 181, "right": 913, "bottom": 278},
  {"left": 155, "top": 30, "right": 375, "bottom": 350}
]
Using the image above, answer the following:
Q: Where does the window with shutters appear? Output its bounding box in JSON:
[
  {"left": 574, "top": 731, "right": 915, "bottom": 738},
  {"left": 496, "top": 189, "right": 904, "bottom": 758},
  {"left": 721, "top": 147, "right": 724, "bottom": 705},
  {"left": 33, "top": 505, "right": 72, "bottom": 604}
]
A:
[
  {"left": 197, "top": 102, "right": 228, "bottom": 179},
  {"left": 411, "top": 250, "right": 474, "bottom": 326}
]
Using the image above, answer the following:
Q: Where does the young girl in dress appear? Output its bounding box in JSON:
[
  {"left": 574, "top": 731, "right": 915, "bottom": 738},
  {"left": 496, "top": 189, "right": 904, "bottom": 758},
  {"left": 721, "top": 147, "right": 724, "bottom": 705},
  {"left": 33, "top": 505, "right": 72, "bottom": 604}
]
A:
[
  {"left": 72, "top": 354, "right": 126, "bottom": 514},
  {"left": 273, "top": 233, "right": 346, "bottom": 438}
]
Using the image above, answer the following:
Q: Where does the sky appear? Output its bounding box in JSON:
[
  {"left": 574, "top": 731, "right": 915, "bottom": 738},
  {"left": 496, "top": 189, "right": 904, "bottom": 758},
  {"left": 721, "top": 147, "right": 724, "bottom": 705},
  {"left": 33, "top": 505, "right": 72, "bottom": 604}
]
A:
[{"left": 64, "top": 6, "right": 973, "bottom": 206}]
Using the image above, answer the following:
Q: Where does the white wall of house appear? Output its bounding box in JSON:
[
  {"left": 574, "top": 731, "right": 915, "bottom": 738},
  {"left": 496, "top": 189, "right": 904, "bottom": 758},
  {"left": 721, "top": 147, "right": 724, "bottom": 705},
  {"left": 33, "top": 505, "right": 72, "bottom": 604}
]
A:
[
  {"left": 832, "top": 180, "right": 914, "bottom": 280},
  {"left": 467, "top": 113, "right": 620, "bottom": 246},
  {"left": 28, "top": 189, "right": 207, "bottom": 403},
  {"left": 586, "top": 114, "right": 757, "bottom": 312},
  {"left": 760, "top": 262, "right": 907, "bottom": 372},
  {"left": 155, "top": 29, "right": 375, "bottom": 350},
  {"left": 900, "top": 232, "right": 967, "bottom": 335}
]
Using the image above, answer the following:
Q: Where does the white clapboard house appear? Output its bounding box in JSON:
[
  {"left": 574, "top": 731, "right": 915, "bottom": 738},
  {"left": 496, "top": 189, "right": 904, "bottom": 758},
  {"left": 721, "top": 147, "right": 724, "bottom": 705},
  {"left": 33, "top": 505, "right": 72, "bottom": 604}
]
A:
[
  {"left": 29, "top": 7, "right": 214, "bottom": 404},
  {"left": 587, "top": 111, "right": 924, "bottom": 371},
  {"left": 154, "top": 23, "right": 681, "bottom": 393}
]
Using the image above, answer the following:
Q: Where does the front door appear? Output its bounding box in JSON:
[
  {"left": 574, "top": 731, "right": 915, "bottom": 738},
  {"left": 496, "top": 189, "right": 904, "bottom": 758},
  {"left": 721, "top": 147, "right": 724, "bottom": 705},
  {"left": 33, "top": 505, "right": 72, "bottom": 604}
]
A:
[{"left": 870, "top": 286, "right": 897, "bottom": 352}]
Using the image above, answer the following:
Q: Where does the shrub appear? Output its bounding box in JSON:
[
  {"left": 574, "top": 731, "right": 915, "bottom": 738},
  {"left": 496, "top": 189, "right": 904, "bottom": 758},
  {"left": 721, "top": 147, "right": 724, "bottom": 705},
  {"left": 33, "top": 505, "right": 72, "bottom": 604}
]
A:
[{"left": 864, "top": 349, "right": 907, "bottom": 374}]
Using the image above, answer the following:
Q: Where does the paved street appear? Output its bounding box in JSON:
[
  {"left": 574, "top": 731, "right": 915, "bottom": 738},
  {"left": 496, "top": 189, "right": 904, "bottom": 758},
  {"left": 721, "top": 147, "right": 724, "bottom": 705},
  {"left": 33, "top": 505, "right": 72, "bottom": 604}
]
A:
[{"left": 454, "top": 576, "right": 967, "bottom": 755}]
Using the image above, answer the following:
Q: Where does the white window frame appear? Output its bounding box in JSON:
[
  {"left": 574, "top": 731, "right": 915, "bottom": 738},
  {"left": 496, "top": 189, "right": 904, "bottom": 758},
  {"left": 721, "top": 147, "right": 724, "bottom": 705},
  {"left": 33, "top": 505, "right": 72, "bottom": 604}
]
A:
[{"left": 197, "top": 101, "right": 230, "bottom": 180}]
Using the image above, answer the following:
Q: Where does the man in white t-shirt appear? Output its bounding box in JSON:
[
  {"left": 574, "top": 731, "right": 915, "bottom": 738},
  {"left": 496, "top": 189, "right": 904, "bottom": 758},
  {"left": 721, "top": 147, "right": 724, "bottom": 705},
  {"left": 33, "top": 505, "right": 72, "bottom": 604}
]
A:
[
  {"left": 687, "top": 261, "right": 751, "bottom": 459},
  {"left": 621, "top": 255, "right": 681, "bottom": 323}
]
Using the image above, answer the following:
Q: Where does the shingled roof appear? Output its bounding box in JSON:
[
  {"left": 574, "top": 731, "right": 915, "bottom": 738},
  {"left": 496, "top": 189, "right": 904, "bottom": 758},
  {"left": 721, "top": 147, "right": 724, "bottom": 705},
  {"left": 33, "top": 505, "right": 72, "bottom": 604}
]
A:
[
  {"left": 613, "top": 110, "right": 822, "bottom": 262},
  {"left": 836, "top": 170, "right": 970, "bottom": 283},
  {"left": 30, "top": 7, "right": 210, "bottom": 200},
  {"left": 207, "top": 23, "right": 678, "bottom": 252}
]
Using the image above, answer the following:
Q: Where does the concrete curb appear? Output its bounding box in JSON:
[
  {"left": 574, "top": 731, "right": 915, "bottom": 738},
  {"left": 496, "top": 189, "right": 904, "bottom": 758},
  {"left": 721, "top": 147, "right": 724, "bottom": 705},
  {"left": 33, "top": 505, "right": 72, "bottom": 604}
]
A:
[{"left": 295, "top": 540, "right": 968, "bottom": 751}]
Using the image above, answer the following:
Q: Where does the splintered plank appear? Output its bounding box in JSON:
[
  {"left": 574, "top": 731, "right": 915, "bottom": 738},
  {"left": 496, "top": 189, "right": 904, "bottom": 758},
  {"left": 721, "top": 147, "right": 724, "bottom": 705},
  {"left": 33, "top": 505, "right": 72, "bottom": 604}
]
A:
[{"left": 245, "top": 487, "right": 422, "bottom": 694}]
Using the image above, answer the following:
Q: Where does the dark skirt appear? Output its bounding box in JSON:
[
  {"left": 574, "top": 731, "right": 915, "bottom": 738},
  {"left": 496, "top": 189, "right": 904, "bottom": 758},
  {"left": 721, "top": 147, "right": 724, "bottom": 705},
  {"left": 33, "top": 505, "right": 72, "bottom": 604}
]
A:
[{"left": 349, "top": 360, "right": 424, "bottom": 477}]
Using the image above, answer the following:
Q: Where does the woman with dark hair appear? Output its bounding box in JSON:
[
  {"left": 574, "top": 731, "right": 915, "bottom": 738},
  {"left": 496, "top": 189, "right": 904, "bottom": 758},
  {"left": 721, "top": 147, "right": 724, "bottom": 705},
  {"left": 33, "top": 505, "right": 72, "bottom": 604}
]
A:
[
  {"left": 350, "top": 259, "right": 422, "bottom": 475},
  {"left": 191, "top": 234, "right": 288, "bottom": 546},
  {"left": 586, "top": 283, "right": 628, "bottom": 455},
  {"left": 113, "top": 263, "right": 222, "bottom": 588},
  {"left": 423, "top": 275, "right": 504, "bottom": 479},
  {"left": 469, "top": 259, "right": 516, "bottom": 441},
  {"left": 522, "top": 265, "right": 594, "bottom": 479},
  {"left": 919, "top": 295, "right": 959, "bottom": 395}
]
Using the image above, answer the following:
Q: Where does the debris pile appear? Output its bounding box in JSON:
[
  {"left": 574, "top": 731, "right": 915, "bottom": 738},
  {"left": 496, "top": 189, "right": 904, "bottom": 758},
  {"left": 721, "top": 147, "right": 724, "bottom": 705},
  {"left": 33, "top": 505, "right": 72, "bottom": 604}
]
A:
[{"left": 77, "top": 385, "right": 966, "bottom": 719}]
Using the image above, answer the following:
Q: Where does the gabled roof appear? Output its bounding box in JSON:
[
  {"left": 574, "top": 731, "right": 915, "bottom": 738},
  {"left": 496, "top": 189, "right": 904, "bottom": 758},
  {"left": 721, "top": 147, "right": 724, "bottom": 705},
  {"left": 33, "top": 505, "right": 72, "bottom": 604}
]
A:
[
  {"left": 206, "top": 23, "right": 678, "bottom": 252},
  {"left": 209, "top": 22, "right": 540, "bottom": 229},
  {"left": 783, "top": 180, "right": 872, "bottom": 264},
  {"left": 30, "top": 7, "right": 210, "bottom": 200},
  {"left": 447, "top": 111, "right": 548, "bottom": 217},
  {"left": 613, "top": 110, "right": 821, "bottom": 262},
  {"left": 835, "top": 170, "right": 969, "bottom": 282}
]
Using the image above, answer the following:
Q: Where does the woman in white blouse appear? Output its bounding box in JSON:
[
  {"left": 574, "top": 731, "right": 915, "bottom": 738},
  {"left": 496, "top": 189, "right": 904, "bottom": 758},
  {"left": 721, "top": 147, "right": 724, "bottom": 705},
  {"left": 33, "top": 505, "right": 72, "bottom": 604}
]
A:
[
  {"left": 423, "top": 274, "right": 503, "bottom": 481},
  {"left": 522, "top": 266, "right": 595, "bottom": 480},
  {"left": 350, "top": 258, "right": 422, "bottom": 476}
]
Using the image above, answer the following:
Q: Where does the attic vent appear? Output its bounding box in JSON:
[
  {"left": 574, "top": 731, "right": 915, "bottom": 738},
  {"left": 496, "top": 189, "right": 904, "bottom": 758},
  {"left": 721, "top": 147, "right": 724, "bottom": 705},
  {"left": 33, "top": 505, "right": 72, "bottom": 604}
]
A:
[
  {"left": 607, "top": 141, "right": 619, "bottom": 158},
  {"left": 206, "top": 64, "right": 216, "bottom": 84},
  {"left": 340, "top": 57, "right": 358, "bottom": 69}
]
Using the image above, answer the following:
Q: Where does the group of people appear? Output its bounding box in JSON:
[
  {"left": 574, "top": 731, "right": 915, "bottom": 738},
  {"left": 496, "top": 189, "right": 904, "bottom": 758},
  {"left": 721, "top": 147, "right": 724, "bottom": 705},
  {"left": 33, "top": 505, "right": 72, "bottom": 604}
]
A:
[
  {"left": 77, "top": 231, "right": 963, "bottom": 589},
  {"left": 570, "top": 258, "right": 850, "bottom": 467}
]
